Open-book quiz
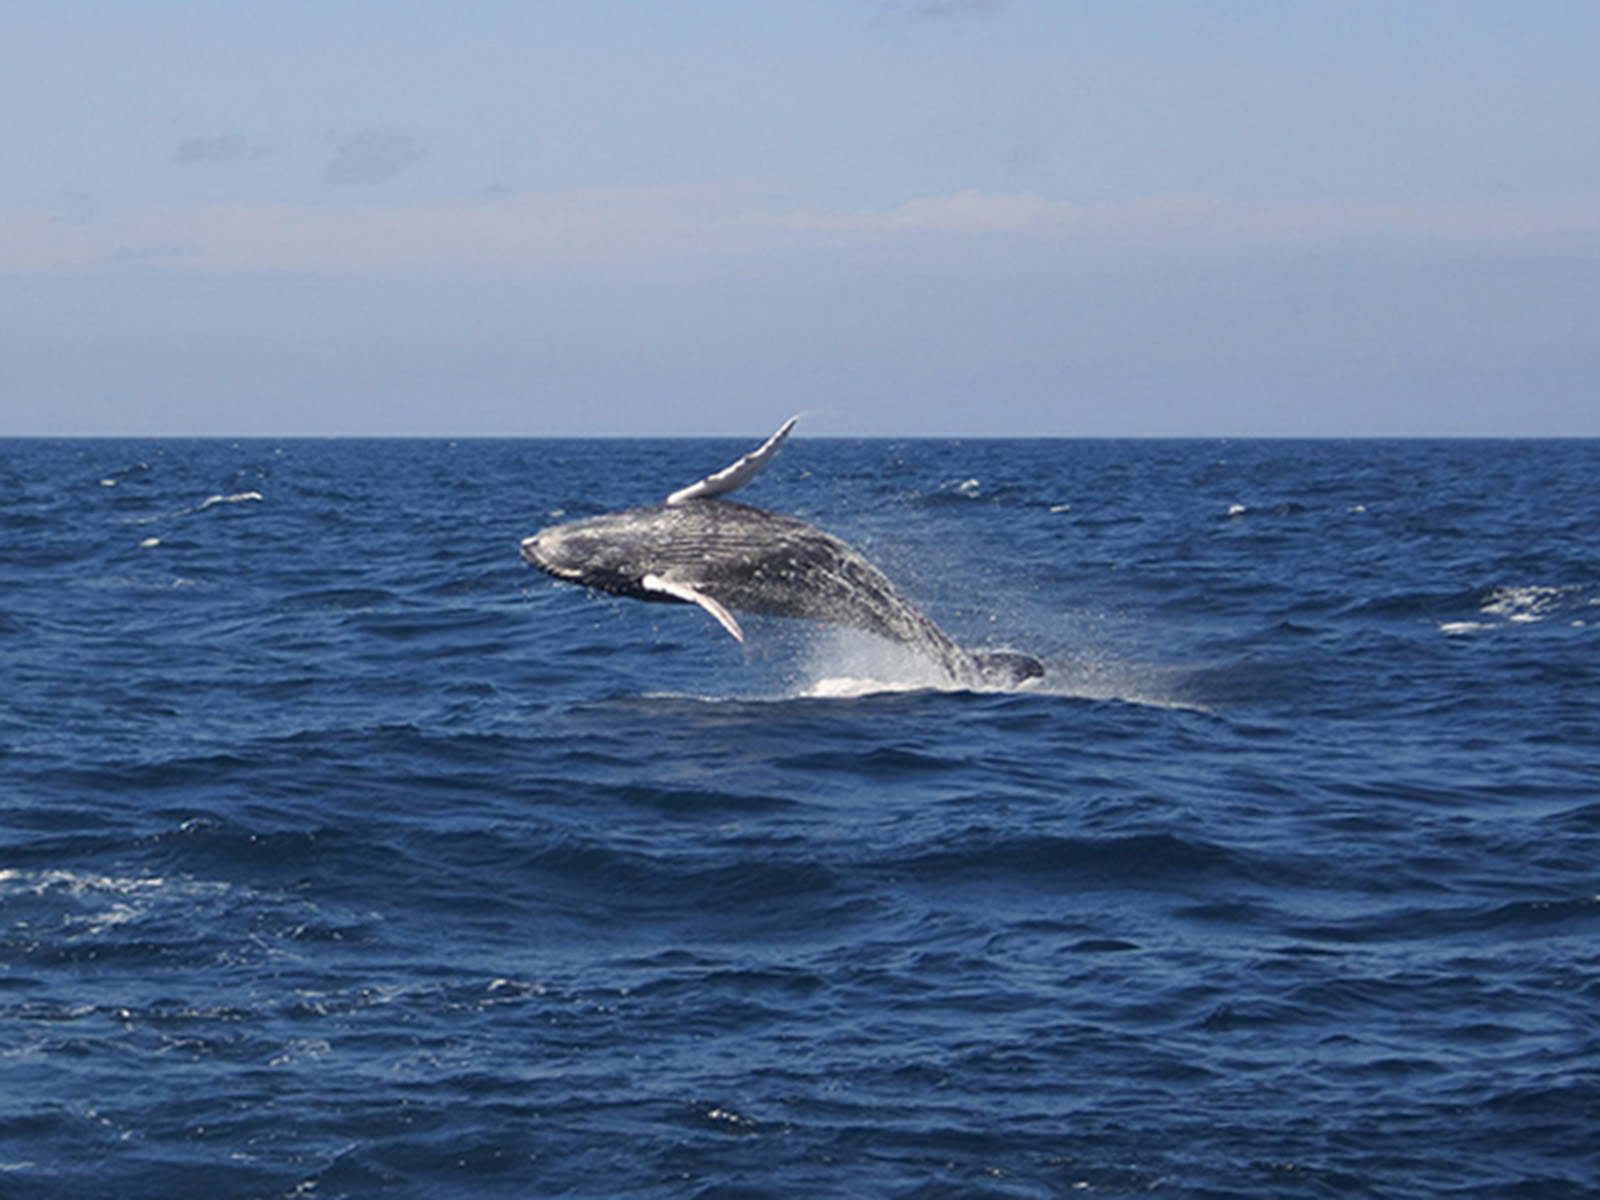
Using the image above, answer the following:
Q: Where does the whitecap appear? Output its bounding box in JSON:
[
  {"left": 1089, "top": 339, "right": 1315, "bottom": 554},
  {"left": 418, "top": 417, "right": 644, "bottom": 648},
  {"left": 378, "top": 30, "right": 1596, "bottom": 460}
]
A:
[
  {"left": 0, "top": 867, "right": 169, "bottom": 897},
  {"left": 197, "top": 491, "right": 264, "bottom": 511},
  {"left": 1436, "top": 584, "right": 1585, "bottom": 635},
  {"left": 1481, "top": 585, "right": 1565, "bottom": 624}
]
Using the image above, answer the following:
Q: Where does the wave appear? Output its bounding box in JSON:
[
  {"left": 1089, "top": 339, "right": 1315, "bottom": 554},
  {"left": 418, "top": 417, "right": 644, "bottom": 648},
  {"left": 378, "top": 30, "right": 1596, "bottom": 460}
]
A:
[
  {"left": 196, "top": 490, "right": 264, "bottom": 511},
  {"left": 1438, "top": 583, "right": 1597, "bottom": 635}
]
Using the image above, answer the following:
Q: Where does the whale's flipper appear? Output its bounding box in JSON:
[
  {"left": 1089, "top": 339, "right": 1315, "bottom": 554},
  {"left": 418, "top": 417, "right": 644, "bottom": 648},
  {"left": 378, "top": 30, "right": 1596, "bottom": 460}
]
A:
[
  {"left": 642, "top": 572, "right": 745, "bottom": 642},
  {"left": 666, "top": 416, "right": 798, "bottom": 506}
]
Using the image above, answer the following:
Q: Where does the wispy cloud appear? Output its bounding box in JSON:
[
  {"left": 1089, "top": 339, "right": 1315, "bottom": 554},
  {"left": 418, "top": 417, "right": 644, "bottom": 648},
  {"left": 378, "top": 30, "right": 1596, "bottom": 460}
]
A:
[
  {"left": 323, "top": 129, "right": 428, "bottom": 186},
  {"left": 784, "top": 189, "right": 1600, "bottom": 258},
  {"left": 791, "top": 189, "right": 1054, "bottom": 234},
  {"left": 172, "top": 134, "right": 268, "bottom": 166},
  {"left": 899, "top": 0, "right": 1007, "bottom": 19},
  {"left": 6, "top": 186, "right": 1599, "bottom": 279},
  {"left": 874, "top": 0, "right": 1007, "bottom": 37}
]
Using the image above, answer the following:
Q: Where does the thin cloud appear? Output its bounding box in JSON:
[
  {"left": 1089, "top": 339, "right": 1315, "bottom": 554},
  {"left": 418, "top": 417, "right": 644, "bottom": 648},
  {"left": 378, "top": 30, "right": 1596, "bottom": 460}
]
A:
[
  {"left": 890, "top": 0, "right": 1007, "bottom": 21},
  {"left": 793, "top": 189, "right": 1053, "bottom": 234},
  {"left": 323, "top": 129, "right": 428, "bottom": 186},
  {"left": 916, "top": 0, "right": 1006, "bottom": 17},
  {"left": 8, "top": 186, "right": 1600, "bottom": 279},
  {"left": 783, "top": 188, "right": 1600, "bottom": 258},
  {"left": 172, "top": 134, "right": 267, "bottom": 166}
]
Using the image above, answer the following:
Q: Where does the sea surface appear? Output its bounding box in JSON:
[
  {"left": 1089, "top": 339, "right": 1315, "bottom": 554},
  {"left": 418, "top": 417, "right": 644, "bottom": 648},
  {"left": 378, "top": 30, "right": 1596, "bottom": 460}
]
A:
[{"left": 2, "top": 434, "right": 1597, "bottom": 1199}]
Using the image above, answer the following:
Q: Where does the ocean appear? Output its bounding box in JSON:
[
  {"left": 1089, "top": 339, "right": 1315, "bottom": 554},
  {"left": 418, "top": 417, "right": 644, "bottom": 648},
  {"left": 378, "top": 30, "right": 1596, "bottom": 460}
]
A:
[{"left": 1, "top": 434, "right": 1596, "bottom": 1198}]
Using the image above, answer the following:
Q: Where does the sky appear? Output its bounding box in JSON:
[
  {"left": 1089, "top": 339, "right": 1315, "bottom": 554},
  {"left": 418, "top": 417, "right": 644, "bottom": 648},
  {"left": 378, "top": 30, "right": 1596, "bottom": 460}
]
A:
[{"left": 3, "top": 1, "right": 1598, "bottom": 437}]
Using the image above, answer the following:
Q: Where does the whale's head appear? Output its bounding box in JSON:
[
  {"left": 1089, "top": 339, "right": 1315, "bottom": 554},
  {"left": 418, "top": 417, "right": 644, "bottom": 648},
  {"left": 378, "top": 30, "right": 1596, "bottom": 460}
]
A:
[{"left": 520, "top": 506, "right": 674, "bottom": 598}]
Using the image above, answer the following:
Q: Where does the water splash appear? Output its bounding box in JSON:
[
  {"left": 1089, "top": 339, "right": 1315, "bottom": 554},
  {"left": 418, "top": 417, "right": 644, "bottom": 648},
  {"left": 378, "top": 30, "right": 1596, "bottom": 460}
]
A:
[{"left": 782, "top": 625, "right": 1200, "bottom": 708}]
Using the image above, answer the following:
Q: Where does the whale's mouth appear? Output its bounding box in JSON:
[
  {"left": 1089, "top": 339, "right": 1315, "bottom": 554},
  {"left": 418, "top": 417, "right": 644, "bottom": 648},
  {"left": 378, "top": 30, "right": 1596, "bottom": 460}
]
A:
[{"left": 519, "top": 531, "right": 550, "bottom": 571}]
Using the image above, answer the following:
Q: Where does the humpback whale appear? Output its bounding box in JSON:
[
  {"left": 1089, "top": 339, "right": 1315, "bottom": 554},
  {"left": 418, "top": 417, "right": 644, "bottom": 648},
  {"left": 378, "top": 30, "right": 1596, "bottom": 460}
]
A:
[{"left": 520, "top": 417, "right": 1044, "bottom": 689}]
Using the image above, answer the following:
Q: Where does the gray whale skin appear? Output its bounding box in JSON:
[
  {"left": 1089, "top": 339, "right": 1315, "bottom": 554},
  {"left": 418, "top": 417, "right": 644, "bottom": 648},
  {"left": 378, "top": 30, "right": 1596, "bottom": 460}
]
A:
[{"left": 520, "top": 418, "right": 1044, "bottom": 690}]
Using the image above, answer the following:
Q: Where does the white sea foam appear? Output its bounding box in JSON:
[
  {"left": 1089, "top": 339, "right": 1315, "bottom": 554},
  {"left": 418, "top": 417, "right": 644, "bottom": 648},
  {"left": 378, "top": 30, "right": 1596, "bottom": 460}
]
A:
[
  {"left": 124, "top": 489, "right": 267, "bottom": 527},
  {"left": 784, "top": 626, "right": 1200, "bottom": 707},
  {"left": 801, "top": 674, "right": 944, "bottom": 698},
  {"left": 197, "top": 490, "right": 264, "bottom": 510},
  {"left": 0, "top": 868, "right": 237, "bottom": 936},
  {"left": 1481, "top": 584, "right": 1565, "bottom": 623},
  {"left": 793, "top": 627, "right": 1000, "bottom": 698},
  {"left": 1440, "top": 584, "right": 1582, "bottom": 634},
  {"left": 0, "top": 867, "right": 170, "bottom": 896}
]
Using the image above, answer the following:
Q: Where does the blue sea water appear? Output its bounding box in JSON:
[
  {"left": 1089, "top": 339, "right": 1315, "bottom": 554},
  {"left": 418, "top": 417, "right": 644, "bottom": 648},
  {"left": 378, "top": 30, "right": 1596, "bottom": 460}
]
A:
[{"left": 1, "top": 434, "right": 1597, "bottom": 1199}]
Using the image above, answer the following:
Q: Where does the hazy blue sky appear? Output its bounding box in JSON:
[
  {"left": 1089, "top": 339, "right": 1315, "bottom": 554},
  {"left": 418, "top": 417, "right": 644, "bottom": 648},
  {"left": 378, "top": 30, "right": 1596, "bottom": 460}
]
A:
[{"left": 4, "top": 1, "right": 1597, "bottom": 436}]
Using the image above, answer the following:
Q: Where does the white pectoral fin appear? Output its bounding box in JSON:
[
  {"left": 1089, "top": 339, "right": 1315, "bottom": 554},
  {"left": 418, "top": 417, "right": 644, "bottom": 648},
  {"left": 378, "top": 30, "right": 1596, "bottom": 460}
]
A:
[
  {"left": 642, "top": 573, "right": 745, "bottom": 642},
  {"left": 665, "top": 416, "right": 798, "bottom": 505}
]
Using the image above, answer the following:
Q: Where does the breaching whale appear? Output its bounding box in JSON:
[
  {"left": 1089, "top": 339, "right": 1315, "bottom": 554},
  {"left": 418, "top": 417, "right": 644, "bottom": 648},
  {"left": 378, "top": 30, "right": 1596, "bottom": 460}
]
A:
[{"left": 520, "top": 417, "right": 1044, "bottom": 689}]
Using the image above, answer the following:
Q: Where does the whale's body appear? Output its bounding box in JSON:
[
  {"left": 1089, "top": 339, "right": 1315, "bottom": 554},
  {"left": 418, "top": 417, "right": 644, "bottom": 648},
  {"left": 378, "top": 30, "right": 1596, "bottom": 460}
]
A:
[{"left": 520, "top": 418, "right": 1043, "bottom": 689}]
